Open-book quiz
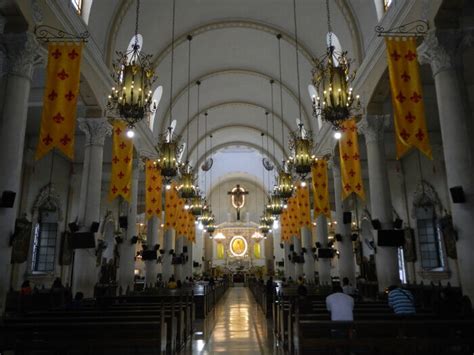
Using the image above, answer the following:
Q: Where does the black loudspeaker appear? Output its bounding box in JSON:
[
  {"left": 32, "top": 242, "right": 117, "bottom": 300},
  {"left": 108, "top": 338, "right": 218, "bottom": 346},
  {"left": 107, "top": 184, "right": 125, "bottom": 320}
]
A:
[
  {"left": 351, "top": 233, "right": 359, "bottom": 241},
  {"left": 371, "top": 219, "right": 382, "bottom": 230},
  {"left": 183, "top": 246, "right": 188, "bottom": 253},
  {"left": 193, "top": 261, "right": 199, "bottom": 267},
  {"left": 301, "top": 247, "right": 307, "bottom": 253},
  {"left": 335, "top": 234, "right": 343, "bottom": 242},
  {"left": 343, "top": 212, "right": 352, "bottom": 224},
  {"left": 0, "top": 190, "right": 16, "bottom": 208},
  {"left": 377, "top": 229, "right": 404, "bottom": 247},
  {"left": 450, "top": 186, "right": 466, "bottom": 203},
  {"left": 90, "top": 222, "right": 100, "bottom": 233},
  {"left": 119, "top": 216, "right": 128, "bottom": 229},
  {"left": 318, "top": 248, "right": 334, "bottom": 258},
  {"left": 277, "top": 261, "right": 284, "bottom": 267},
  {"left": 153, "top": 244, "right": 160, "bottom": 251},
  {"left": 130, "top": 236, "right": 138, "bottom": 244},
  {"left": 393, "top": 218, "right": 403, "bottom": 229},
  {"left": 142, "top": 250, "right": 157, "bottom": 260},
  {"left": 280, "top": 243, "right": 284, "bottom": 249},
  {"left": 315, "top": 242, "right": 322, "bottom": 248},
  {"left": 71, "top": 232, "right": 95, "bottom": 249},
  {"left": 172, "top": 256, "right": 183, "bottom": 265},
  {"left": 68, "top": 222, "right": 79, "bottom": 233},
  {"left": 290, "top": 244, "right": 295, "bottom": 252}
]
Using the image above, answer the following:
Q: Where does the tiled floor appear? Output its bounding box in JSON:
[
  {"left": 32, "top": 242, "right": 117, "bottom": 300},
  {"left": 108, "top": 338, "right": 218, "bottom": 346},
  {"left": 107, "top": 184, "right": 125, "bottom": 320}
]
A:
[{"left": 181, "top": 286, "right": 278, "bottom": 354}]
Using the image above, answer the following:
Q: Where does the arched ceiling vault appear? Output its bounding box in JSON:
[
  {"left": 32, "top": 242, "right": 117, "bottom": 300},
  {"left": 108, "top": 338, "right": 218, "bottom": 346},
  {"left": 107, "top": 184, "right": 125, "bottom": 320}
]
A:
[
  {"left": 175, "top": 101, "right": 293, "bottom": 141},
  {"left": 187, "top": 124, "right": 285, "bottom": 169},
  {"left": 161, "top": 69, "right": 308, "bottom": 136}
]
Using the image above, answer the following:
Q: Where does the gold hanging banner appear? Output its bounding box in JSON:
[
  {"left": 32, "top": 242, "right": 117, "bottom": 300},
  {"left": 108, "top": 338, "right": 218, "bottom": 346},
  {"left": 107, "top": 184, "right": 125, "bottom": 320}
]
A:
[
  {"left": 175, "top": 197, "right": 187, "bottom": 237},
  {"left": 339, "top": 118, "right": 365, "bottom": 201},
  {"left": 287, "top": 195, "right": 301, "bottom": 238},
  {"left": 386, "top": 37, "right": 432, "bottom": 159},
  {"left": 281, "top": 208, "right": 290, "bottom": 242},
  {"left": 145, "top": 160, "right": 162, "bottom": 220},
  {"left": 186, "top": 212, "right": 196, "bottom": 242},
  {"left": 165, "top": 183, "right": 179, "bottom": 231},
  {"left": 296, "top": 184, "right": 311, "bottom": 228},
  {"left": 36, "top": 43, "right": 84, "bottom": 160},
  {"left": 311, "top": 160, "right": 331, "bottom": 218},
  {"left": 108, "top": 120, "right": 133, "bottom": 202}
]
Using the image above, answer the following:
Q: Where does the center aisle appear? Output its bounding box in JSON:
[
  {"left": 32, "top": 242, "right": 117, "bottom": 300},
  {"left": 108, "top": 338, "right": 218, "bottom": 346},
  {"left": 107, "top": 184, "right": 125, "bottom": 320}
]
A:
[{"left": 181, "top": 286, "right": 277, "bottom": 354}]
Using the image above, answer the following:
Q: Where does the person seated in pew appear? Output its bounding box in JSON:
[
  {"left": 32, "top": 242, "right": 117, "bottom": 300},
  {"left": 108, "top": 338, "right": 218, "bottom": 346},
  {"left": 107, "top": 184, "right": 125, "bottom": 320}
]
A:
[
  {"left": 20, "top": 280, "right": 32, "bottom": 296},
  {"left": 167, "top": 275, "right": 178, "bottom": 289},
  {"left": 176, "top": 280, "right": 183, "bottom": 288},
  {"left": 387, "top": 285, "right": 416, "bottom": 316},
  {"left": 342, "top": 277, "right": 356, "bottom": 297},
  {"left": 67, "top": 292, "right": 84, "bottom": 309},
  {"left": 326, "top": 285, "right": 354, "bottom": 321}
]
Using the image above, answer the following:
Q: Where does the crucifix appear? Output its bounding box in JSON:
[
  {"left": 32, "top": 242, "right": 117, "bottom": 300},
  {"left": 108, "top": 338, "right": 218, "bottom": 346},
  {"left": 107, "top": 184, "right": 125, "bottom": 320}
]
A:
[{"left": 227, "top": 184, "right": 249, "bottom": 220}]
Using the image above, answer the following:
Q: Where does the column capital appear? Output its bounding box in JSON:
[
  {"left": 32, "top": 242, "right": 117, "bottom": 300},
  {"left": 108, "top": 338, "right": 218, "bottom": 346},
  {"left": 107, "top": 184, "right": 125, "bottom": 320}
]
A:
[
  {"left": 417, "top": 30, "right": 461, "bottom": 76},
  {"left": 1, "top": 32, "right": 43, "bottom": 80},
  {"left": 357, "top": 114, "right": 390, "bottom": 144},
  {"left": 78, "top": 118, "right": 112, "bottom": 147}
]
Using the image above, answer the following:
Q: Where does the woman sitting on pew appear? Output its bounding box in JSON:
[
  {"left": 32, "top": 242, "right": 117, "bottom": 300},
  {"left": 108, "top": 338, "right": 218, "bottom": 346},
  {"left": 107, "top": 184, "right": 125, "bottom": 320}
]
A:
[{"left": 167, "top": 275, "right": 178, "bottom": 289}]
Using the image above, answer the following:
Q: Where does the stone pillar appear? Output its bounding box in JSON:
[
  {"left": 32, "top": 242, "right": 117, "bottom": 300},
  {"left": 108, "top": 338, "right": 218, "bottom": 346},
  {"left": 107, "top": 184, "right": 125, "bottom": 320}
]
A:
[
  {"left": 0, "top": 33, "right": 40, "bottom": 309},
  {"left": 358, "top": 114, "right": 399, "bottom": 291},
  {"left": 332, "top": 160, "right": 356, "bottom": 285},
  {"left": 293, "top": 235, "right": 303, "bottom": 279},
  {"left": 301, "top": 227, "right": 315, "bottom": 283},
  {"left": 73, "top": 118, "right": 112, "bottom": 297},
  {"left": 203, "top": 232, "right": 212, "bottom": 274},
  {"left": 162, "top": 229, "right": 175, "bottom": 283},
  {"left": 316, "top": 215, "right": 331, "bottom": 285},
  {"left": 118, "top": 162, "right": 139, "bottom": 293},
  {"left": 418, "top": 31, "right": 474, "bottom": 300},
  {"left": 144, "top": 216, "right": 159, "bottom": 287},
  {"left": 183, "top": 237, "right": 193, "bottom": 280},
  {"left": 174, "top": 236, "right": 184, "bottom": 282},
  {"left": 284, "top": 243, "right": 294, "bottom": 280}
]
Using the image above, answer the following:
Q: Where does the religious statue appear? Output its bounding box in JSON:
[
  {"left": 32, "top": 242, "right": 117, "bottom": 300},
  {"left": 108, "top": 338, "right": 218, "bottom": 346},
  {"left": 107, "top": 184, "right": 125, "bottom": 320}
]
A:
[{"left": 227, "top": 184, "right": 248, "bottom": 220}]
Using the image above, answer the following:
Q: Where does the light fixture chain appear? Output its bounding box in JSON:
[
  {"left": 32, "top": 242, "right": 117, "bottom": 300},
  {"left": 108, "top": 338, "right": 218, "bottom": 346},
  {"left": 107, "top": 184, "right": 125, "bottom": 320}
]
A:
[
  {"left": 196, "top": 81, "right": 200, "bottom": 170},
  {"left": 326, "top": 0, "right": 333, "bottom": 47},
  {"left": 169, "top": 0, "right": 176, "bottom": 126},
  {"left": 186, "top": 36, "right": 192, "bottom": 162},
  {"left": 293, "top": 0, "right": 302, "bottom": 121},
  {"left": 271, "top": 81, "right": 276, "bottom": 159},
  {"left": 277, "top": 35, "right": 285, "bottom": 159},
  {"left": 134, "top": 0, "right": 140, "bottom": 45}
]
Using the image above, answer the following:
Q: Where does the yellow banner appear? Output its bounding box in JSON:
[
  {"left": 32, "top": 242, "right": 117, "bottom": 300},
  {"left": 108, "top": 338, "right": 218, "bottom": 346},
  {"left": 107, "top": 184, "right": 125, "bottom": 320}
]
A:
[
  {"left": 186, "top": 212, "right": 196, "bottom": 242},
  {"left": 108, "top": 120, "right": 133, "bottom": 201},
  {"left": 311, "top": 160, "right": 331, "bottom": 218},
  {"left": 175, "top": 197, "right": 187, "bottom": 237},
  {"left": 296, "top": 184, "right": 311, "bottom": 228},
  {"left": 281, "top": 208, "right": 290, "bottom": 242},
  {"left": 339, "top": 118, "right": 365, "bottom": 200},
  {"left": 36, "top": 43, "right": 84, "bottom": 160},
  {"left": 287, "top": 196, "right": 301, "bottom": 238},
  {"left": 165, "top": 184, "right": 179, "bottom": 231},
  {"left": 145, "top": 160, "right": 162, "bottom": 220},
  {"left": 386, "top": 37, "right": 432, "bottom": 159}
]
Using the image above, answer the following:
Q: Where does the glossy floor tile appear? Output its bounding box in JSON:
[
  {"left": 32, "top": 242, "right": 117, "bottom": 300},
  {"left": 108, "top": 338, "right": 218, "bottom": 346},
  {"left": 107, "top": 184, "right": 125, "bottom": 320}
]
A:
[{"left": 181, "top": 286, "right": 278, "bottom": 354}]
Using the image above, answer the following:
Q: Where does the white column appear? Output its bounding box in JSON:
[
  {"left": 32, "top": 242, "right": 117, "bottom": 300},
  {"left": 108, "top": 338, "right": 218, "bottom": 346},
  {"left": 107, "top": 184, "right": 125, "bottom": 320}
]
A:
[
  {"left": 174, "top": 236, "right": 184, "bottom": 282},
  {"left": 332, "top": 160, "right": 356, "bottom": 285},
  {"left": 162, "top": 229, "right": 175, "bottom": 283},
  {"left": 0, "top": 33, "right": 40, "bottom": 309},
  {"left": 301, "top": 227, "right": 314, "bottom": 282},
  {"left": 316, "top": 215, "right": 331, "bottom": 285},
  {"left": 418, "top": 31, "right": 474, "bottom": 300},
  {"left": 144, "top": 216, "right": 159, "bottom": 287},
  {"left": 293, "top": 235, "right": 303, "bottom": 278},
  {"left": 284, "top": 243, "right": 294, "bottom": 280},
  {"left": 183, "top": 237, "right": 193, "bottom": 280},
  {"left": 265, "top": 234, "right": 274, "bottom": 276},
  {"left": 73, "top": 118, "right": 112, "bottom": 297},
  {"left": 118, "top": 162, "right": 139, "bottom": 293},
  {"left": 358, "top": 114, "right": 399, "bottom": 291},
  {"left": 203, "top": 232, "right": 212, "bottom": 273}
]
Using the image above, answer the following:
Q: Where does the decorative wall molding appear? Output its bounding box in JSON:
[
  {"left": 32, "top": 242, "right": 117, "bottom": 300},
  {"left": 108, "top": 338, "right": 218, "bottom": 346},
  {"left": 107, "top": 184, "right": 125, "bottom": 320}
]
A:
[
  {"left": 31, "top": 183, "right": 63, "bottom": 222},
  {"left": 411, "top": 180, "right": 443, "bottom": 218}
]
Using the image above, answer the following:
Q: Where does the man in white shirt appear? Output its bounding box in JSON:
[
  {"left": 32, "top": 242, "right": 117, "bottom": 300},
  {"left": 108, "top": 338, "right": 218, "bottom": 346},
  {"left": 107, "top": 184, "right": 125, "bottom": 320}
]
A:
[{"left": 326, "top": 285, "right": 354, "bottom": 321}]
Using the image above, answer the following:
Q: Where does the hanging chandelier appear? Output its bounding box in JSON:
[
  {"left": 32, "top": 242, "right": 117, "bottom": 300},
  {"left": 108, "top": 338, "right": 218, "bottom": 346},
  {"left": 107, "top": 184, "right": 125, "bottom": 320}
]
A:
[
  {"left": 266, "top": 192, "right": 284, "bottom": 216},
  {"left": 275, "top": 167, "right": 294, "bottom": 200},
  {"left": 200, "top": 203, "right": 213, "bottom": 226},
  {"left": 157, "top": 127, "right": 183, "bottom": 182},
  {"left": 189, "top": 194, "right": 203, "bottom": 216},
  {"left": 258, "top": 219, "right": 271, "bottom": 235},
  {"left": 106, "top": 0, "right": 156, "bottom": 134},
  {"left": 206, "top": 219, "right": 216, "bottom": 235},
  {"left": 288, "top": 123, "right": 314, "bottom": 178},
  {"left": 309, "top": 0, "right": 360, "bottom": 130},
  {"left": 261, "top": 210, "right": 275, "bottom": 227}
]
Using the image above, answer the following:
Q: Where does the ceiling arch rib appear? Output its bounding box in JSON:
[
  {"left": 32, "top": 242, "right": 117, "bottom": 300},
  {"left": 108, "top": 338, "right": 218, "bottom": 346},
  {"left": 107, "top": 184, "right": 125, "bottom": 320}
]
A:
[
  {"left": 187, "top": 124, "right": 285, "bottom": 170},
  {"left": 157, "top": 68, "right": 314, "bottom": 135},
  {"left": 175, "top": 101, "right": 293, "bottom": 144}
]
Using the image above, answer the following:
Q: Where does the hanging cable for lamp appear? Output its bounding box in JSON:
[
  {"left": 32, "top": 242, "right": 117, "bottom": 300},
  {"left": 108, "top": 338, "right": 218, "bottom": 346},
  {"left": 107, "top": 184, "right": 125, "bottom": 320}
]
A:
[
  {"left": 168, "top": 0, "right": 176, "bottom": 128},
  {"left": 277, "top": 34, "right": 285, "bottom": 159},
  {"left": 293, "top": 0, "right": 302, "bottom": 122},
  {"left": 185, "top": 35, "right": 192, "bottom": 162}
]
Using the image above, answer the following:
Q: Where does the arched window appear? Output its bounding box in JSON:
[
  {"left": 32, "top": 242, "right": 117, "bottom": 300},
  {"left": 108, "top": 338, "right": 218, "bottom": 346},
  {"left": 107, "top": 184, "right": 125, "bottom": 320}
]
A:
[
  {"left": 149, "top": 86, "right": 163, "bottom": 131},
  {"left": 415, "top": 205, "right": 444, "bottom": 269},
  {"left": 31, "top": 209, "right": 58, "bottom": 272},
  {"left": 326, "top": 32, "right": 342, "bottom": 67}
]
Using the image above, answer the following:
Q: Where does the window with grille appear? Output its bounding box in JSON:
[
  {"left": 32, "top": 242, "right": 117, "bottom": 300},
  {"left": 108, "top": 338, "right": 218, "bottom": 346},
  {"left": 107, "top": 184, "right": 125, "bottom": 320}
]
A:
[
  {"left": 71, "top": 0, "right": 82, "bottom": 14},
  {"left": 31, "top": 210, "right": 58, "bottom": 273},
  {"left": 415, "top": 206, "right": 444, "bottom": 269}
]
